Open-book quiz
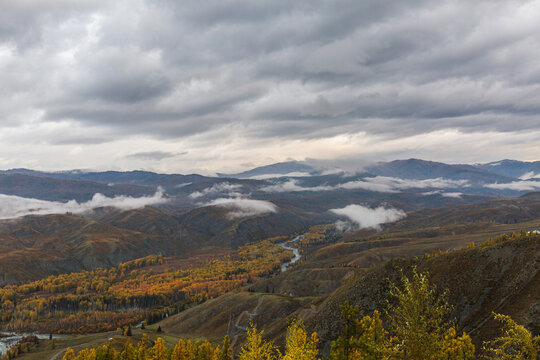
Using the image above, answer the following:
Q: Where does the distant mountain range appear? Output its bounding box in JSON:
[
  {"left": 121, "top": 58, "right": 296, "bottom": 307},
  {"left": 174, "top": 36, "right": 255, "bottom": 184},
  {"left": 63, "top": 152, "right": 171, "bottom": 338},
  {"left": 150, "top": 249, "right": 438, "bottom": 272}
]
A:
[
  {"left": 1, "top": 158, "right": 540, "bottom": 218},
  {"left": 0, "top": 158, "right": 538, "bottom": 286},
  {"left": 3, "top": 157, "right": 538, "bottom": 189},
  {"left": 217, "top": 161, "right": 316, "bottom": 179},
  {"left": 220, "top": 158, "right": 538, "bottom": 182},
  {"left": 365, "top": 158, "right": 515, "bottom": 182},
  {"left": 0, "top": 159, "right": 539, "bottom": 358},
  {"left": 476, "top": 159, "right": 540, "bottom": 179}
]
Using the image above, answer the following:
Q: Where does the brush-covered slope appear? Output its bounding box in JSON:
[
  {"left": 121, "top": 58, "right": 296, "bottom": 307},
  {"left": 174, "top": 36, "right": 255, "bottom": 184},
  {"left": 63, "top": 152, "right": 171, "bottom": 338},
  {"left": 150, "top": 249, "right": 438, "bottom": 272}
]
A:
[
  {"left": 153, "top": 231, "right": 538, "bottom": 356},
  {"left": 305, "top": 234, "right": 539, "bottom": 351},
  {"left": 391, "top": 191, "right": 540, "bottom": 230},
  {"left": 0, "top": 212, "right": 188, "bottom": 285},
  {"left": 158, "top": 292, "right": 314, "bottom": 342},
  {"left": 0, "top": 203, "right": 315, "bottom": 284}
]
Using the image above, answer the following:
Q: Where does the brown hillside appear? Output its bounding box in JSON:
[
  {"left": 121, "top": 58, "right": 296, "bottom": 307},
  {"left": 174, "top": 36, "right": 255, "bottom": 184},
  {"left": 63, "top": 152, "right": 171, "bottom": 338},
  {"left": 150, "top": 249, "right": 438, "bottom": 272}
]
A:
[{"left": 304, "top": 235, "right": 539, "bottom": 353}]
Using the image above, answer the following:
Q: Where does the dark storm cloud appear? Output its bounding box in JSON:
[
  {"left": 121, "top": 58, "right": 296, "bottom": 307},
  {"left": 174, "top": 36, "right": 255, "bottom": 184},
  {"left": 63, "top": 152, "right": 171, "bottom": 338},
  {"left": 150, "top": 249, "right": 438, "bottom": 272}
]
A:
[{"left": 1, "top": 0, "right": 540, "bottom": 146}]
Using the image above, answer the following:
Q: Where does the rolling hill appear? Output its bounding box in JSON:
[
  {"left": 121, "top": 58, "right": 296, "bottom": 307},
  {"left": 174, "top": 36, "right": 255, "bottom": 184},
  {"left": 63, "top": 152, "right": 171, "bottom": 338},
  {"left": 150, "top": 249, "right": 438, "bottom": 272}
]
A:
[
  {"left": 476, "top": 159, "right": 540, "bottom": 179},
  {"left": 0, "top": 173, "right": 154, "bottom": 202}
]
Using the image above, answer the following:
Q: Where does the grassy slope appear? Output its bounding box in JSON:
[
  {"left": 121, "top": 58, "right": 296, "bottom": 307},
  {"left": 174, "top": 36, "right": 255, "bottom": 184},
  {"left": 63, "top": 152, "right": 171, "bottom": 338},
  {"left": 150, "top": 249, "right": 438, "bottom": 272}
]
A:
[
  {"left": 149, "top": 225, "right": 539, "bottom": 355},
  {"left": 16, "top": 328, "right": 182, "bottom": 360},
  {"left": 9, "top": 194, "right": 540, "bottom": 358},
  {"left": 303, "top": 235, "right": 539, "bottom": 353}
]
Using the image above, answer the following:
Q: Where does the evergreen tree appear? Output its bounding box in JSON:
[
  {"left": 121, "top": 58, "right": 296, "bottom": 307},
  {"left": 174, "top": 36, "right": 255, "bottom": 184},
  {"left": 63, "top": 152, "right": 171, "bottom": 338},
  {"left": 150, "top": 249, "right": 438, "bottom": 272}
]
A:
[{"left": 330, "top": 302, "right": 361, "bottom": 360}]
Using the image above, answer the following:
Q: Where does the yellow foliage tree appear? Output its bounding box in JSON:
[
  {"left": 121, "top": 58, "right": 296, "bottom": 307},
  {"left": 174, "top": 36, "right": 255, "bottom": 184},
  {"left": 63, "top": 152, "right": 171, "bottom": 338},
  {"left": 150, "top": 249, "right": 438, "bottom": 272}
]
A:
[
  {"left": 387, "top": 268, "right": 475, "bottom": 360},
  {"left": 150, "top": 337, "right": 167, "bottom": 360},
  {"left": 238, "top": 324, "right": 279, "bottom": 360},
  {"left": 63, "top": 348, "right": 76, "bottom": 360},
  {"left": 171, "top": 339, "right": 189, "bottom": 360},
  {"left": 282, "top": 319, "right": 319, "bottom": 360},
  {"left": 483, "top": 313, "right": 540, "bottom": 359}
]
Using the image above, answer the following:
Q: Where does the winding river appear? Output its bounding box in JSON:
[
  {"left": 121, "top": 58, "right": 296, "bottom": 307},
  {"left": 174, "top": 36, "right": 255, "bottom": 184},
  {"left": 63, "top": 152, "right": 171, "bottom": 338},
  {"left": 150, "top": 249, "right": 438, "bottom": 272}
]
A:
[
  {"left": 277, "top": 234, "right": 304, "bottom": 271},
  {"left": 0, "top": 234, "right": 306, "bottom": 354},
  {"left": 0, "top": 332, "right": 63, "bottom": 355}
]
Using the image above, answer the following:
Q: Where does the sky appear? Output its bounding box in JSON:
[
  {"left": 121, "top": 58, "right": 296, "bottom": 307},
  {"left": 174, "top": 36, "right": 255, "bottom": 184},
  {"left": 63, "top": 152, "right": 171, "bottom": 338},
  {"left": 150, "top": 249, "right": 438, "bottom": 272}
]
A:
[{"left": 1, "top": 0, "right": 540, "bottom": 175}]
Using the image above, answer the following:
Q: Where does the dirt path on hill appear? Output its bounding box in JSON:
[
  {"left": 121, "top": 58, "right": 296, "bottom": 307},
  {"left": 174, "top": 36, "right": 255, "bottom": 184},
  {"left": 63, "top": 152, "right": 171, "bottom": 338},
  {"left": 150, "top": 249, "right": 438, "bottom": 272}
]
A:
[
  {"left": 49, "top": 348, "right": 66, "bottom": 360},
  {"left": 229, "top": 295, "right": 265, "bottom": 348}
]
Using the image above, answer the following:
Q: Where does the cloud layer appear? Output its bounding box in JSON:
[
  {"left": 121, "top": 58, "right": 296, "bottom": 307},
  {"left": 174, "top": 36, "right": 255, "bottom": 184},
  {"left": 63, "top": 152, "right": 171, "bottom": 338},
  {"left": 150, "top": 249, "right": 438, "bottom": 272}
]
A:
[
  {"left": 204, "top": 197, "right": 278, "bottom": 218},
  {"left": 485, "top": 180, "right": 540, "bottom": 191},
  {"left": 1, "top": 0, "right": 540, "bottom": 172},
  {"left": 260, "top": 176, "right": 469, "bottom": 193},
  {"left": 330, "top": 204, "right": 406, "bottom": 230},
  {"left": 189, "top": 182, "right": 243, "bottom": 198},
  {"left": 0, "top": 189, "right": 167, "bottom": 220},
  {"left": 520, "top": 172, "right": 540, "bottom": 180}
]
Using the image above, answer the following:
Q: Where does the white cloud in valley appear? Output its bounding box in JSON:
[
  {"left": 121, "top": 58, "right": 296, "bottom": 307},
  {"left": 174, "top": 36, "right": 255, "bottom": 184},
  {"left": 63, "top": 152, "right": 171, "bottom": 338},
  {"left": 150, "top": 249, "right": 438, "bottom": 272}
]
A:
[
  {"left": 189, "top": 182, "right": 243, "bottom": 198},
  {"left": 441, "top": 192, "right": 463, "bottom": 198},
  {"left": 259, "top": 179, "right": 334, "bottom": 193},
  {"left": 248, "top": 172, "right": 313, "bottom": 180},
  {"left": 520, "top": 172, "right": 540, "bottom": 180},
  {"left": 0, "top": 189, "right": 167, "bottom": 220},
  {"left": 260, "top": 176, "right": 469, "bottom": 194},
  {"left": 204, "top": 197, "right": 278, "bottom": 218},
  {"left": 485, "top": 181, "right": 540, "bottom": 191},
  {"left": 330, "top": 204, "right": 406, "bottom": 231},
  {"left": 422, "top": 190, "right": 463, "bottom": 198}
]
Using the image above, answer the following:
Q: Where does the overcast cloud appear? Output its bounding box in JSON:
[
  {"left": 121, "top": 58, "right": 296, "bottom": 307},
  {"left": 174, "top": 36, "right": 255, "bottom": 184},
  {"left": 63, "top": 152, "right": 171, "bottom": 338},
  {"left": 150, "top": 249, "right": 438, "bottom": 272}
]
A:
[{"left": 1, "top": 0, "right": 540, "bottom": 173}]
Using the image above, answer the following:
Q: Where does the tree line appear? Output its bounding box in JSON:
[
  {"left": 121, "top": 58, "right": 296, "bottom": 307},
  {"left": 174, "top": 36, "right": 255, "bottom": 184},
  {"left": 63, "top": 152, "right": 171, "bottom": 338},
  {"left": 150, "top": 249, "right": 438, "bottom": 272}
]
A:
[
  {"left": 50, "top": 268, "right": 538, "bottom": 360},
  {"left": 0, "top": 240, "right": 293, "bottom": 334}
]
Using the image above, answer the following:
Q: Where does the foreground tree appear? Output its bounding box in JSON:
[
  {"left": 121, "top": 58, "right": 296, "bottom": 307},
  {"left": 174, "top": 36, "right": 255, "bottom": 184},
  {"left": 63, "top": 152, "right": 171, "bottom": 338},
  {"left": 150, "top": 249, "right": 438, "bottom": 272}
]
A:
[
  {"left": 62, "top": 349, "right": 75, "bottom": 360},
  {"left": 150, "top": 337, "right": 167, "bottom": 360},
  {"left": 238, "top": 324, "right": 279, "bottom": 360},
  {"left": 330, "top": 302, "right": 361, "bottom": 360},
  {"left": 483, "top": 313, "right": 540, "bottom": 359},
  {"left": 330, "top": 268, "right": 474, "bottom": 360},
  {"left": 387, "top": 268, "right": 474, "bottom": 360},
  {"left": 282, "top": 319, "right": 319, "bottom": 360},
  {"left": 215, "top": 335, "right": 233, "bottom": 360},
  {"left": 330, "top": 308, "right": 388, "bottom": 360}
]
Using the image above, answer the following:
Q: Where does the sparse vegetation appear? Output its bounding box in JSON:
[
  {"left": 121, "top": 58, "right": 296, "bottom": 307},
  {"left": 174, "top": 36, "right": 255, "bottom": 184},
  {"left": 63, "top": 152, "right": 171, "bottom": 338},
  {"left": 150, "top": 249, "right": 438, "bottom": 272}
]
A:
[
  {"left": 483, "top": 313, "right": 540, "bottom": 360},
  {"left": 329, "top": 269, "right": 475, "bottom": 360}
]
